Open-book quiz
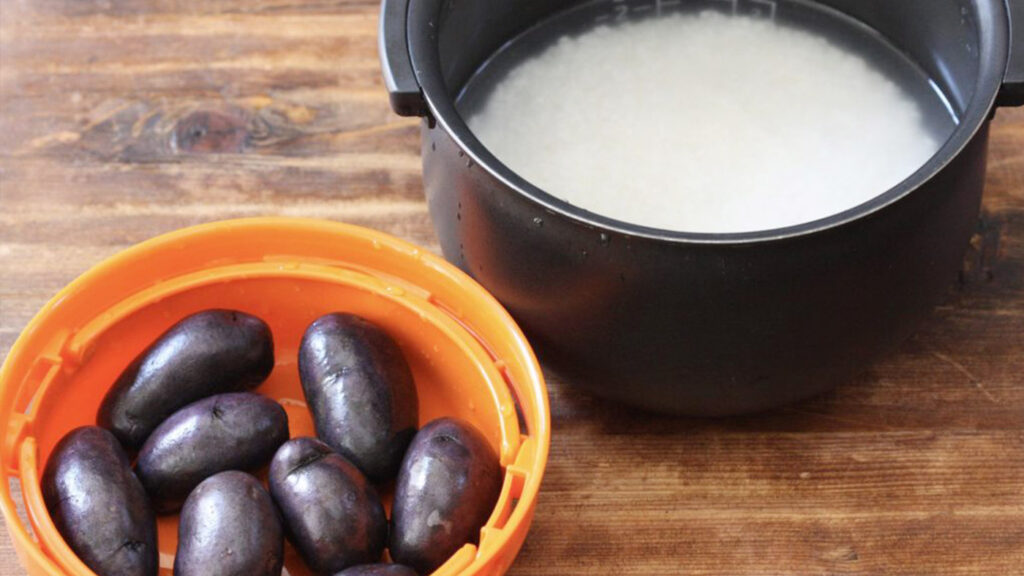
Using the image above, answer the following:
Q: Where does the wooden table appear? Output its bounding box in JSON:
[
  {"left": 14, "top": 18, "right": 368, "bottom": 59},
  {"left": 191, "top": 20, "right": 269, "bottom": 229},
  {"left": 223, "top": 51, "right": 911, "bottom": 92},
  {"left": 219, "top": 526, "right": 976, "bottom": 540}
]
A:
[{"left": 1, "top": 1, "right": 1022, "bottom": 574}]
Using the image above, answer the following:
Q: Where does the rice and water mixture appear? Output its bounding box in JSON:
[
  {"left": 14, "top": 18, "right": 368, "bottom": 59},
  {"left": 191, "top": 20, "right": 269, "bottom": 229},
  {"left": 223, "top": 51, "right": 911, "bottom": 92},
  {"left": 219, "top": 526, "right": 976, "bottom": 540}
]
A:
[{"left": 466, "top": 12, "right": 946, "bottom": 233}]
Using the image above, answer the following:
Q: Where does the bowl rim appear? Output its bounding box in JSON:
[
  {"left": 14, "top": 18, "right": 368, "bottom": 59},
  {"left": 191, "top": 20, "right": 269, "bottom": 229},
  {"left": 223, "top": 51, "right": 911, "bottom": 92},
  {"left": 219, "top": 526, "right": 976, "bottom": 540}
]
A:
[{"left": 409, "top": 0, "right": 1010, "bottom": 245}]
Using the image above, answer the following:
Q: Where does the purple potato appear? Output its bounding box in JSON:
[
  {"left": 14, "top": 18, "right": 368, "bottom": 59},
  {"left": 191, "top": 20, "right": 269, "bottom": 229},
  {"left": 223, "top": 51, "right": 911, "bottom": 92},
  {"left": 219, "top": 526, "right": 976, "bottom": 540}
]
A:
[
  {"left": 174, "top": 471, "right": 283, "bottom": 576},
  {"left": 390, "top": 418, "right": 502, "bottom": 575},
  {"left": 42, "top": 426, "right": 158, "bottom": 576},
  {"left": 298, "top": 313, "right": 418, "bottom": 483},
  {"left": 333, "top": 565, "right": 418, "bottom": 576},
  {"left": 98, "top": 309, "right": 274, "bottom": 450},
  {"left": 136, "top": 392, "right": 289, "bottom": 513},
  {"left": 268, "top": 437, "right": 387, "bottom": 574}
]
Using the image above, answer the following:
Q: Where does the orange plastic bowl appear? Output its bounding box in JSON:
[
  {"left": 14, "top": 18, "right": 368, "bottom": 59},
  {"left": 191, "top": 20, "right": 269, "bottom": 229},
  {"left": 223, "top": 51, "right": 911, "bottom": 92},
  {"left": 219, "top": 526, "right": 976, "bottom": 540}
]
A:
[{"left": 0, "top": 218, "right": 549, "bottom": 576}]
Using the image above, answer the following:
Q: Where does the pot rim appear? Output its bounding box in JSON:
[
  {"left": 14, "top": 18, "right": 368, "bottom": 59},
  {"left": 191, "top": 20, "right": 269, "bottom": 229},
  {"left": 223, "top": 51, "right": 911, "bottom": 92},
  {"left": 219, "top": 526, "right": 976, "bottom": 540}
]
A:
[{"left": 409, "top": 0, "right": 1012, "bottom": 245}]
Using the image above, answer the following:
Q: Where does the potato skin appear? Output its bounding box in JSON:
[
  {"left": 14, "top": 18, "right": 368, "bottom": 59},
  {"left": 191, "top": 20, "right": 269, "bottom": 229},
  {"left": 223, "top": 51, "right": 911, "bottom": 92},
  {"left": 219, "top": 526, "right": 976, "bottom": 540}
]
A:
[
  {"left": 98, "top": 309, "right": 275, "bottom": 449},
  {"left": 42, "top": 426, "right": 158, "bottom": 576},
  {"left": 390, "top": 418, "right": 502, "bottom": 575},
  {"left": 269, "top": 437, "right": 387, "bottom": 574},
  {"left": 298, "top": 313, "right": 418, "bottom": 483},
  {"left": 174, "top": 471, "right": 283, "bottom": 576},
  {"left": 333, "top": 565, "right": 418, "bottom": 576},
  {"left": 136, "top": 392, "right": 289, "bottom": 513}
]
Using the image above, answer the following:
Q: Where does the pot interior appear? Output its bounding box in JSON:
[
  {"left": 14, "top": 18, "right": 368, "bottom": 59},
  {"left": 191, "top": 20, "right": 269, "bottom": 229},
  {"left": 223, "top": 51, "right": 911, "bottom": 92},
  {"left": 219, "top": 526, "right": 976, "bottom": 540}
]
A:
[{"left": 410, "top": 0, "right": 1004, "bottom": 238}]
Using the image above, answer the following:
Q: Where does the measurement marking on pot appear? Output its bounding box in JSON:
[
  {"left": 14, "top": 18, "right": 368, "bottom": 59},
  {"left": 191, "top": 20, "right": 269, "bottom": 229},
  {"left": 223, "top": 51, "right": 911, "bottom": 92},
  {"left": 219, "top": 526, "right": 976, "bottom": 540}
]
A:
[
  {"left": 748, "top": 0, "right": 778, "bottom": 20},
  {"left": 713, "top": 0, "right": 739, "bottom": 15},
  {"left": 612, "top": 0, "right": 628, "bottom": 21}
]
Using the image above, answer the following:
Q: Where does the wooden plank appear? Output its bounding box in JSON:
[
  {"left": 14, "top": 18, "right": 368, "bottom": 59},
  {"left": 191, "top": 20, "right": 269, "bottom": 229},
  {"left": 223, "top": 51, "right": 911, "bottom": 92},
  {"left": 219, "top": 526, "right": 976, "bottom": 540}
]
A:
[{"left": 1, "top": 0, "right": 1023, "bottom": 574}]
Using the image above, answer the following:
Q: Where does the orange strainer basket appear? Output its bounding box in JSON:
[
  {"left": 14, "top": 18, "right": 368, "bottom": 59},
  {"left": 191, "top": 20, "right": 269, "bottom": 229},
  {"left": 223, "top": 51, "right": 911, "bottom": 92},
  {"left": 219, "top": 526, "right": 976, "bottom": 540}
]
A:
[{"left": 0, "top": 218, "right": 550, "bottom": 576}]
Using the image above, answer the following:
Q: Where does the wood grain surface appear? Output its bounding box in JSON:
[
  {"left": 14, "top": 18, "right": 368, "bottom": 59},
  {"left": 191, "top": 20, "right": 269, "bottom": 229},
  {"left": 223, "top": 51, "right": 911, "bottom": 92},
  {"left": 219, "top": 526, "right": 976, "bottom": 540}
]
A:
[{"left": 1, "top": 1, "right": 1022, "bottom": 574}]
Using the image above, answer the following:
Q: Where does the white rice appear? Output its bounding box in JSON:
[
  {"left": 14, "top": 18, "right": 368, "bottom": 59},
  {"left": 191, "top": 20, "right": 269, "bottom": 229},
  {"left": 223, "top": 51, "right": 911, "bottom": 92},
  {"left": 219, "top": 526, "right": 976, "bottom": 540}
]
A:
[{"left": 466, "top": 11, "right": 942, "bottom": 233}]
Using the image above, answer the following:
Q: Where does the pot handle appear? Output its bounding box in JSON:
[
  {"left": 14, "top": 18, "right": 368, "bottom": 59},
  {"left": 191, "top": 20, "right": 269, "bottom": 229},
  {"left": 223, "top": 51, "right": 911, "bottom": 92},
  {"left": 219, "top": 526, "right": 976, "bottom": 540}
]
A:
[
  {"left": 379, "top": 0, "right": 428, "bottom": 117},
  {"left": 1000, "top": 0, "right": 1024, "bottom": 106}
]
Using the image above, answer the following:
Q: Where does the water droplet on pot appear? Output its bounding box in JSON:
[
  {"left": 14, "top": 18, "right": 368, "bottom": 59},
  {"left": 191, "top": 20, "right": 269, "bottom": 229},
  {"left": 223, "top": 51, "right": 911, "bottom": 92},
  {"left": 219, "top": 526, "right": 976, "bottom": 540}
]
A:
[
  {"left": 599, "top": 233, "right": 610, "bottom": 245},
  {"left": 533, "top": 217, "right": 544, "bottom": 227}
]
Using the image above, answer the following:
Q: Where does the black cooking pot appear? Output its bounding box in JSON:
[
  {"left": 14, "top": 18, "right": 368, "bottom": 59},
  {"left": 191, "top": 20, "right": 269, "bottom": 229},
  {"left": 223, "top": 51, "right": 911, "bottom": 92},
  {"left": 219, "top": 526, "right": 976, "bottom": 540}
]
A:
[{"left": 379, "top": 0, "right": 1024, "bottom": 416}]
